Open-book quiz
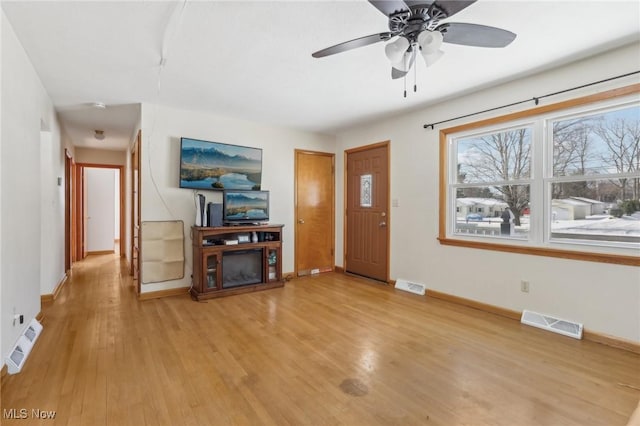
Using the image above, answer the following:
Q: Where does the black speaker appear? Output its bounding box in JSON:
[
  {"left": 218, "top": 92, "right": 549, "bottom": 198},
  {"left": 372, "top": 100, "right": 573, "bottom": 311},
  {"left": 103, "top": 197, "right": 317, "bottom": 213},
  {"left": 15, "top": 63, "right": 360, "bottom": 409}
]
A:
[{"left": 207, "top": 203, "right": 223, "bottom": 227}]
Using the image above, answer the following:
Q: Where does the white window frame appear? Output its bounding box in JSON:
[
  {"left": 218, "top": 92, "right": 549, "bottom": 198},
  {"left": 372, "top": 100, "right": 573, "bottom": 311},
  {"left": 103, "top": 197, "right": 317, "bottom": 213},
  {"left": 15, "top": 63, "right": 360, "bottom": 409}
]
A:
[{"left": 438, "top": 85, "right": 640, "bottom": 266}]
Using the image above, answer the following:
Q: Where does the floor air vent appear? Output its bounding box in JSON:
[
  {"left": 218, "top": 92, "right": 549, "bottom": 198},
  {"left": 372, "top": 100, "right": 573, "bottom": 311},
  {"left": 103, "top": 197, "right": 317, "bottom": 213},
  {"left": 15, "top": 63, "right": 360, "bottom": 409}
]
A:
[
  {"left": 394, "top": 279, "right": 426, "bottom": 296},
  {"left": 521, "top": 309, "right": 583, "bottom": 339},
  {"left": 6, "top": 318, "right": 43, "bottom": 374}
]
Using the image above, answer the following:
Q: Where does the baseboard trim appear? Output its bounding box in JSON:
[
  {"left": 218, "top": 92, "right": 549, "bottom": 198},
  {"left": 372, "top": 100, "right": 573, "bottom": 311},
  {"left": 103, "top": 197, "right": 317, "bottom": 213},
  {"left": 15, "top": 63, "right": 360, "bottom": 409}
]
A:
[
  {"left": 87, "top": 250, "right": 115, "bottom": 255},
  {"left": 427, "top": 289, "right": 522, "bottom": 321},
  {"left": 583, "top": 330, "right": 640, "bottom": 354},
  {"left": 138, "top": 286, "right": 190, "bottom": 301},
  {"left": 334, "top": 266, "right": 344, "bottom": 274},
  {"left": 426, "top": 289, "right": 639, "bottom": 354},
  {"left": 41, "top": 274, "right": 68, "bottom": 304}
]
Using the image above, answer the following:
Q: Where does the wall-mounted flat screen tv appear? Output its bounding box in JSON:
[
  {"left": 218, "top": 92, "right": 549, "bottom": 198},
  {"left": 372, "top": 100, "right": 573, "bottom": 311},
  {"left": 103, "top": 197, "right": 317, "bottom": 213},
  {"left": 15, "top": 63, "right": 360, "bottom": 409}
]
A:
[
  {"left": 223, "top": 190, "right": 269, "bottom": 224},
  {"left": 180, "top": 137, "right": 262, "bottom": 190}
]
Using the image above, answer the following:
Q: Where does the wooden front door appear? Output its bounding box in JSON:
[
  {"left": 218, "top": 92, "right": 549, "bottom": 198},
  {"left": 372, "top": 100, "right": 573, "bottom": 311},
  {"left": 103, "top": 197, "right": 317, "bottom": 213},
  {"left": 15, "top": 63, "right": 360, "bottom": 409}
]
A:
[
  {"left": 295, "top": 150, "right": 335, "bottom": 276},
  {"left": 345, "top": 142, "right": 390, "bottom": 282}
]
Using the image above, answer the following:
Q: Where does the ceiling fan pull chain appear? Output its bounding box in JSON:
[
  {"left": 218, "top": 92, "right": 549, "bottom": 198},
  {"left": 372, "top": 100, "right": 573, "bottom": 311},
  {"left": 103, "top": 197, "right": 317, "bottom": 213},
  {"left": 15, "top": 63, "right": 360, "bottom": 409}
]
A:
[
  {"left": 403, "top": 52, "right": 407, "bottom": 98},
  {"left": 414, "top": 49, "right": 417, "bottom": 93}
]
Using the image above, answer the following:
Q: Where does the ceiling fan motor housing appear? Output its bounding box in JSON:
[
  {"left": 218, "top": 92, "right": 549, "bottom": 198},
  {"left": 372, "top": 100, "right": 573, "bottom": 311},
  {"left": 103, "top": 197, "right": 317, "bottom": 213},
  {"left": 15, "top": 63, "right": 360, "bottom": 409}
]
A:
[{"left": 388, "top": 4, "right": 447, "bottom": 42}]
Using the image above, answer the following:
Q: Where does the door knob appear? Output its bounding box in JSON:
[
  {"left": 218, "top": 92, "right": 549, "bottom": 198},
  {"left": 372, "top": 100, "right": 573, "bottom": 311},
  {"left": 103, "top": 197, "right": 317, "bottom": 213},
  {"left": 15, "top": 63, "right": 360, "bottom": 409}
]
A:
[
  {"left": 298, "top": 219, "right": 305, "bottom": 224},
  {"left": 379, "top": 221, "right": 386, "bottom": 227}
]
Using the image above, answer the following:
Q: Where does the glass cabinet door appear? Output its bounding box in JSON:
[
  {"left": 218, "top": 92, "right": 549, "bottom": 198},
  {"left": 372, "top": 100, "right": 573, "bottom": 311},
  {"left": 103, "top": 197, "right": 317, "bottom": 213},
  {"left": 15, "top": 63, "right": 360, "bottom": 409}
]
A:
[
  {"left": 205, "top": 253, "right": 219, "bottom": 291},
  {"left": 267, "top": 249, "right": 278, "bottom": 282}
]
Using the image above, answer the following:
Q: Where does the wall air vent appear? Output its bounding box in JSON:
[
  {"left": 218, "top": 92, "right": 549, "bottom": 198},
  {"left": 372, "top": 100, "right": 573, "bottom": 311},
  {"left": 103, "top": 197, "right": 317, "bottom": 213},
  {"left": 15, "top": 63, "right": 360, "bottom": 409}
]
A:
[
  {"left": 395, "top": 279, "right": 426, "bottom": 296},
  {"left": 5, "top": 319, "right": 43, "bottom": 374},
  {"left": 24, "top": 319, "right": 43, "bottom": 342},
  {"left": 521, "top": 309, "right": 583, "bottom": 340}
]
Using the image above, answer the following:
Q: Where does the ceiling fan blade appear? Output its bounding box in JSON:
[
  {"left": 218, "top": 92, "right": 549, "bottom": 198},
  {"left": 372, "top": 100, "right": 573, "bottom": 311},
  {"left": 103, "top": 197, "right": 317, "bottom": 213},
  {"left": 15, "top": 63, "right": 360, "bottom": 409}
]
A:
[
  {"left": 432, "top": 1, "right": 477, "bottom": 18},
  {"left": 312, "top": 32, "right": 393, "bottom": 58},
  {"left": 368, "top": 0, "right": 410, "bottom": 17},
  {"left": 437, "top": 23, "right": 516, "bottom": 47}
]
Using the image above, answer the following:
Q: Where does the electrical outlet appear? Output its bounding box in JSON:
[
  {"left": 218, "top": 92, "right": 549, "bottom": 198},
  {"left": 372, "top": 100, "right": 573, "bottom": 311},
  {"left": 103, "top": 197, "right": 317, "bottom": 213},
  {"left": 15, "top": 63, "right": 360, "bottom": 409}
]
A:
[{"left": 521, "top": 280, "right": 530, "bottom": 293}]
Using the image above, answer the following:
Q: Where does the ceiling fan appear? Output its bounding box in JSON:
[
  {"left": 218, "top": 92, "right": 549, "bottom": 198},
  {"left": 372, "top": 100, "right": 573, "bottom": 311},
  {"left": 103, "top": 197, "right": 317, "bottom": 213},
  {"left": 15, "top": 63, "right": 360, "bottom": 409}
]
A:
[{"left": 312, "top": 0, "right": 516, "bottom": 95}]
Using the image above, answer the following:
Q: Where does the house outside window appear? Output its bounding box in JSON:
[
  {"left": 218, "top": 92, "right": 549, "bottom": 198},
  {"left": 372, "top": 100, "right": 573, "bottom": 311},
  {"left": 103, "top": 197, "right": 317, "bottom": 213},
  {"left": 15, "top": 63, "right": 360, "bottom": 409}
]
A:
[{"left": 439, "top": 85, "right": 640, "bottom": 265}]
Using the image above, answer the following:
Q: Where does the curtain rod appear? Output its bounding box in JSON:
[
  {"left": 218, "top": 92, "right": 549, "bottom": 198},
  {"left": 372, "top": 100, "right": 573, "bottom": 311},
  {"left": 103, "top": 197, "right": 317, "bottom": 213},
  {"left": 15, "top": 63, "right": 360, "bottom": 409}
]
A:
[{"left": 422, "top": 70, "right": 640, "bottom": 130}]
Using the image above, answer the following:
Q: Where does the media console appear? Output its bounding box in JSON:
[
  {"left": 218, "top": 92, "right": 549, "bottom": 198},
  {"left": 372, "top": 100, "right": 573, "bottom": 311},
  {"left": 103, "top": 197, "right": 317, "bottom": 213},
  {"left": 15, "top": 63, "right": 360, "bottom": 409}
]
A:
[{"left": 190, "top": 224, "right": 284, "bottom": 300}]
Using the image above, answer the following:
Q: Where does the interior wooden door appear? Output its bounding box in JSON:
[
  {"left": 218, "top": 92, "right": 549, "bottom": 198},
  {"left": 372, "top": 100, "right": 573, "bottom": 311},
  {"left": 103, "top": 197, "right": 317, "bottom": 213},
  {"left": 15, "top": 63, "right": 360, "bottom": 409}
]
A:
[
  {"left": 295, "top": 150, "right": 335, "bottom": 276},
  {"left": 345, "top": 142, "right": 390, "bottom": 282}
]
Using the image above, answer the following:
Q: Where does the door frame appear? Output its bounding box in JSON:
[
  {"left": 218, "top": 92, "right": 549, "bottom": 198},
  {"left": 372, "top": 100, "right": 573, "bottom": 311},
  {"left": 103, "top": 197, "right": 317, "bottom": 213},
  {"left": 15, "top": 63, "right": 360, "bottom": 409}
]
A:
[
  {"left": 294, "top": 149, "right": 335, "bottom": 277},
  {"left": 74, "top": 163, "right": 125, "bottom": 259},
  {"left": 130, "top": 130, "right": 141, "bottom": 293},
  {"left": 343, "top": 140, "right": 391, "bottom": 283},
  {"left": 74, "top": 165, "right": 85, "bottom": 260},
  {"left": 64, "top": 149, "right": 74, "bottom": 272}
]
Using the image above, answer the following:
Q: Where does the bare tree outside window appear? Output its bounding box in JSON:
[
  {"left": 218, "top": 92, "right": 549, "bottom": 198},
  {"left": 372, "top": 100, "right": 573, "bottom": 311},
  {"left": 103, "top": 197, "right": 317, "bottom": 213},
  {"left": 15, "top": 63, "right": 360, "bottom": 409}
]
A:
[
  {"left": 457, "top": 127, "right": 531, "bottom": 226},
  {"left": 594, "top": 116, "right": 640, "bottom": 200},
  {"left": 552, "top": 118, "right": 594, "bottom": 198}
]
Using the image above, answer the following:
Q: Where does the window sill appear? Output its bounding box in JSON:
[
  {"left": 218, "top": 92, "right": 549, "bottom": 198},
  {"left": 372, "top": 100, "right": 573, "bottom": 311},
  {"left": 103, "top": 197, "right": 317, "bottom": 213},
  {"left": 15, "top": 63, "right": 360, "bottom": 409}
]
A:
[{"left": 437, "top": 237, "right": 640, "bottom": 266}]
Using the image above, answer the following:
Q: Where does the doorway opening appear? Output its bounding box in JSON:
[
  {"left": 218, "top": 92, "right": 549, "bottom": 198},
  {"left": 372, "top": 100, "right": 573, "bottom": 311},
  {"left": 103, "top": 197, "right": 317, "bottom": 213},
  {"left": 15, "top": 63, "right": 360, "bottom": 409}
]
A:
[{"left": 73, "top": 163, "right": 125, "bottom": 261}]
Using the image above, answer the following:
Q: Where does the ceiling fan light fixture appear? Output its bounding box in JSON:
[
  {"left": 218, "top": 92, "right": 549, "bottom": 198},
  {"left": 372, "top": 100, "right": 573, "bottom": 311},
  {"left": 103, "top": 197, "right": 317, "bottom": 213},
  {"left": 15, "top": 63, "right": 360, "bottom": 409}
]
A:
[
  {"left": 94, "top": 130, "right": 105, "bottom": 140},
  {"left": 391, "top": 51, "right": 411, "bottom": 72},
  {"left": 384, "top": 36, "right": 409, "bottom": 64},
  {"left": 422, "top": 49, "right": 444, "bottom": 67},
  {"left": 418, "top": 30, "right": 443, "bottom": 55}
]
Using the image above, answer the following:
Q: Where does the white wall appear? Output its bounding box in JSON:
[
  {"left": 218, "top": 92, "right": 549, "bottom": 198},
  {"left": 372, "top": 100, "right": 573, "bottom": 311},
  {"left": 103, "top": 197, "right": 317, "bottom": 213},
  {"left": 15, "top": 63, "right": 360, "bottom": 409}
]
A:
[
  {"left": 75, "top": 147, "right": 126, "bottom": 165},
  {"left": 139, "top": 104, "right": 335, "bottom": 294},
  {"left": 1, "top": 11, "right": 63, "bottom": 362},
  {"left": 335, "top": 42, "right": 640, "bottom": 342},
  {"left": 39, "top": 128, "right": 66, "bottom": 296}
]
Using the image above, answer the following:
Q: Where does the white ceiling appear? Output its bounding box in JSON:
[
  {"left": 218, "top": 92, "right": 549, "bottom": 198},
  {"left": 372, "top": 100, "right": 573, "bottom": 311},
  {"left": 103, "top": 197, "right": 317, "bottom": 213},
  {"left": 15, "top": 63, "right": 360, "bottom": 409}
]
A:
[{"left": 2, "top": 0, "right": 639, "bottom": 151}]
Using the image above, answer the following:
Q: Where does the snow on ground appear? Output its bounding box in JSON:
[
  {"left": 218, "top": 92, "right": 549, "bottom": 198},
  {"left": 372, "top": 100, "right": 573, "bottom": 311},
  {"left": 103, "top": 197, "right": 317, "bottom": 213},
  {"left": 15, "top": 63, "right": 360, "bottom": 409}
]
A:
[{"left": 457, "top": 214, "right": 640, "bottom": 237}]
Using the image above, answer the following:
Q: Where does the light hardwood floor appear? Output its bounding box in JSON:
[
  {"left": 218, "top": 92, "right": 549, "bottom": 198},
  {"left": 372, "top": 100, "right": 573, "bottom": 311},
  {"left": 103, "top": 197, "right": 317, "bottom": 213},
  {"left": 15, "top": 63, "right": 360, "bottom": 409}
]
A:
[{"left": 2, "top": 254, "right": 639, "bottom": 425}]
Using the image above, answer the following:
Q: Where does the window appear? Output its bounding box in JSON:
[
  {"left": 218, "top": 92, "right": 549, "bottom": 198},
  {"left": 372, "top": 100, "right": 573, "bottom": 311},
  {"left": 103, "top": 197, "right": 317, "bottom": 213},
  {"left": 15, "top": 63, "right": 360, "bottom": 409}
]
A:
[
  {"left": 439, "top": 85, "right": 640, "bottom": 266},
  {"left": 455, "top": 125, "right": 532, "bottom": 239}
]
